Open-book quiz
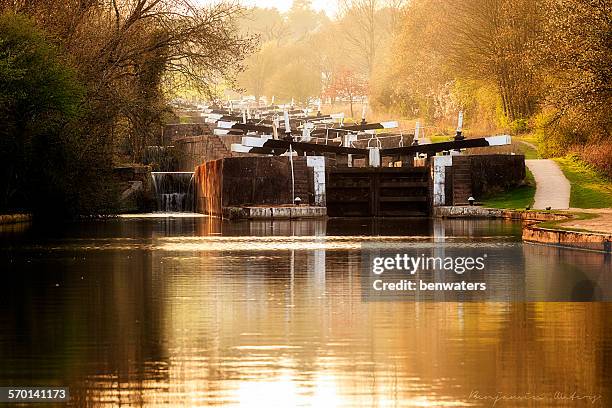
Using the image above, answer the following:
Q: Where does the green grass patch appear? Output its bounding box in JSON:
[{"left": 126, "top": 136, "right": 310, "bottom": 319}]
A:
[
  {"left": 554, "top": 155, "right": 612, "bottom": 208},
  {"left": 516, "top": 141, "right": 539, "bottom": 159},
  {"left": 536, "top": 211, "right": 599, "bottom": 232},
  {"left": 481, "top": 168, "right": 536, "bottom": 209},
  {"left": 429, "top": 135, "right": 451, "bottom": 143},
  {"left": 513, "top": 134, "right": 540, "bottom": 159}
]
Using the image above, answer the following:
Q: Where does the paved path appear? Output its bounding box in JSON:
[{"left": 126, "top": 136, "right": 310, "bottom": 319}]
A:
[
  {"left": 519, "top": 140, "right": 538, "bottom": 150},
  {"left": 525, "top": 159, "right": 571, "bottom": 209},
  {"left": 561, "top": 209, "right": 612, "bottom": 234}
]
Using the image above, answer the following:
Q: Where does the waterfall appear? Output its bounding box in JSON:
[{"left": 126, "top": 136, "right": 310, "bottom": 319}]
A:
[{"left": 151, "top": 172, "right": 195, "bottom": 212}]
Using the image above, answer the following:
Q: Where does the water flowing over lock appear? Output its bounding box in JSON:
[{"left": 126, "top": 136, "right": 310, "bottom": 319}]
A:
[{"left": 151, "top": 172, "right": 195, "bottom": 212}]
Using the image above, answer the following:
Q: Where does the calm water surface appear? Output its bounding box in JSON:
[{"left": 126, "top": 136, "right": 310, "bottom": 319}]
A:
[{"left": 0, "top": 217, "right": 611, "bottom": 407}]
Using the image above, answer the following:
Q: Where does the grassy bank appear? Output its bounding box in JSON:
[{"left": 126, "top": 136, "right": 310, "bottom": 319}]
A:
[
  {"left": 554, "top": 155, "right": 612, "bottom": 208},
  {"left": 514, "top": 135, "right": 539, "bottom": 159},
  {"left": 481, "top": 168, "right": 536, "bottom": 209}
]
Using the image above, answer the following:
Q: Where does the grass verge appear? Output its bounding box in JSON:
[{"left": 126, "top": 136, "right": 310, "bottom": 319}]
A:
[
  {"left": 481, "top": 168, "right": 536, "bottom": 209},
  {"left": 516, "top": 140, "right": 539, "bottom": 159},
  {"left": 535, "top": 211, "right": 600, "bottom": 232},
  {"left": 554, "top": 155, "right": 612, "bottom": 208}
]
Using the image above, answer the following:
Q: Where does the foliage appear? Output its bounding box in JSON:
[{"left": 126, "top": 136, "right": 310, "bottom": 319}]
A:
[
  {"left": 323, "top": 68, "right": 368, "bottom": 117},
  {"left": 237, "top": 42, "right": 278, "bottom": 101},
  {"left": 555, "top": 155, "right": 612, "bottom": 209},
  {"left": 237, "top": 0, "right": 401, "bottom": 105},
  {"left": 0, "top": 1, "right": 253, "bottom": 216},
  {"left": 509, "top": 119, "right": 529, "bottom": 135},
  {"left": 537, "top": 0, "right": 612, "bottom": 146},
  {"left": 370, "top": 0, "right": 451, "bottom": 120},
  {"left": 337, "top": 0, "right": 402, "bottom": 76},
  {"left": 1, "top": 0, "right": 253, "bottom": 163},
  {"left": 573, "top": 143, "right": 612, "bottom": 179},
  {"left": 0, "top": 13, "right": 117, "bottom": 216},
  {"left": 269, "top": 57, "right": 321, "bottom": 104}
]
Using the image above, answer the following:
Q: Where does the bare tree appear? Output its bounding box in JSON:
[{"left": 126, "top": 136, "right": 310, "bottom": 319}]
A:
[
  {"left": 338, "top": 0, "right": 379, "bottom": 75},
  {"left": 337, "top": 0, "right": 404, "bottom": 76},
  {"left": 0, "top": 0, "right": 255, "bottom": 161}
]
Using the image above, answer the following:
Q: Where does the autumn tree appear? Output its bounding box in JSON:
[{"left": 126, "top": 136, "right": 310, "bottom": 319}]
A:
[
  {"left": 337, "top": 0, "right": 404, "bottom": 76},
  {"left": 370, "top": 0, "right": 452, "bottom": 120},
  {"left": 239, "top": 7, "right": 289, "bottom": 45},
  {"left": 536, "top": 0, "right": 612, "bottom": 151},
  {"left": 443, "top": 0, "right": 542, "bottom": 122},
  {"left": 238, "top": 42, "right": 278, "bottom": 103},
  {"left": 287, "top": 0, "right": 329, "bottom": 39},
  {"left": 268, "top": 43, "right": 321, "bottom": 104},
  {"left": 324, "top": 68, "right": 368, "bottom": 117}
]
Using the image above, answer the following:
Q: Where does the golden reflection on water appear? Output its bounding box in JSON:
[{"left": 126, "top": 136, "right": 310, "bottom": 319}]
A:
[{"left": 1, "top": 218, "right": 610, "bottom": 407}]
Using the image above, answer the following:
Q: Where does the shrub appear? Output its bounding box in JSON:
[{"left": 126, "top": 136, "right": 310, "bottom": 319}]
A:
[
  {"left": 535, "top": 109, "right": 587, "bottom": 158},
  {"left": 509, "top": 118, "right": 529, "bottom": 134},
  {"left": 572, "top": 143, "right": 612, "bottom": 179},
  {"left": 0, "top": 13, "right": 118, "bottom": 217}
]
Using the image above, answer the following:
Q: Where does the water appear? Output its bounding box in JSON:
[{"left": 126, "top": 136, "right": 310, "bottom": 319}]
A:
[
  {"left": 0, "top": 217, "right": 611, "bottom": 407},
  {"left": 151, "top": 172, "right": 194, "bottom": 212}
]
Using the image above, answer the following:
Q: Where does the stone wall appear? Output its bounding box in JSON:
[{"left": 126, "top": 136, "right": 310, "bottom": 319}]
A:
[
  {"left": 433, "top": 206, "right": 611, "bottom": 253},
  {"left": 523, "top": 226, "right": 612, "bottom": 253},
  {"left": 163, "top": 123, "right": 212, "bottom": 144},
  {"left": 174, "top": 134, "right": 241, "bottom": 171},
  {"left": 113, "top": 165, "right": 155, "bottom": 212}
]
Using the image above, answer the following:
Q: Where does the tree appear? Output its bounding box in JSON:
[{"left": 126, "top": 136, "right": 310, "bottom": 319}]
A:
[
  {"left": 324, "top": 68, "right": 368, "bottom": 117},
  {"left": 537, "top": 0, "right": 612, "bottom": 145},
  {"left": 239, "top": 7, "right": 289, "bottom": 45},
  {"left": 371, "top": 0, "right": 453, "bottom": 120},
  {"left": 237, "top": 42, "right": 278, "bottom": 103},
  {"left": 337, "top": 0, "right": 402, "bottom": 76},
  {"left": 0, "top": 1, "right": 255, "bottom": 216},
  {"left": 338, "top": 0, "right": 379, "bottom": 76},
  {"left": 444, "top": 0, "right": 542, "bottom": 121},
  {"left": 286, "top": 0, "right": 329, "bottom": 40},
  {"left": 1, "top": 0, "right": 254, "bottom": 163},
  {"left": 268, "top": 46, "right": 321, "bottom": 104},
  {"left": 0, "top": 13, "right": 85, "bottom": 214}
]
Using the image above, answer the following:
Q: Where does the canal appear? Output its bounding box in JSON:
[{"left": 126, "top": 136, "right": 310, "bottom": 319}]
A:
[{"left": 1, "top": 217, "right": 610, "bottom": 406}]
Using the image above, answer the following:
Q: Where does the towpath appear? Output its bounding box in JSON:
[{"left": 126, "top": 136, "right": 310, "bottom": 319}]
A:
[{"left": 525, "top": 159, "right": 571, "bottom": 209}]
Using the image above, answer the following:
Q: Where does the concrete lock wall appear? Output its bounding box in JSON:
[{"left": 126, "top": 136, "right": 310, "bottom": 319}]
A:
[{"left": 194, "top": 156, "right": 320, "bottom": 216}]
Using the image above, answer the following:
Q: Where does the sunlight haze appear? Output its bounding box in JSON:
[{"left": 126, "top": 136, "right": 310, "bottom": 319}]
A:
[{"left": 197, "top": 0, "right": 338, "bottom": 17}]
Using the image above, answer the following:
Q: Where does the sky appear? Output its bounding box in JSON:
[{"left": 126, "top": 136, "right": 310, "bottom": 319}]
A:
[{"left": 197, "top": 0, "right": 339, "bottom": 17}]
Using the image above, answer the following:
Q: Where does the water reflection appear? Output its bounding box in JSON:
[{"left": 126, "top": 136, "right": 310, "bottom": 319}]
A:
[{"left": 0, "top": 218, "right": 610, "bottom": 407}]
